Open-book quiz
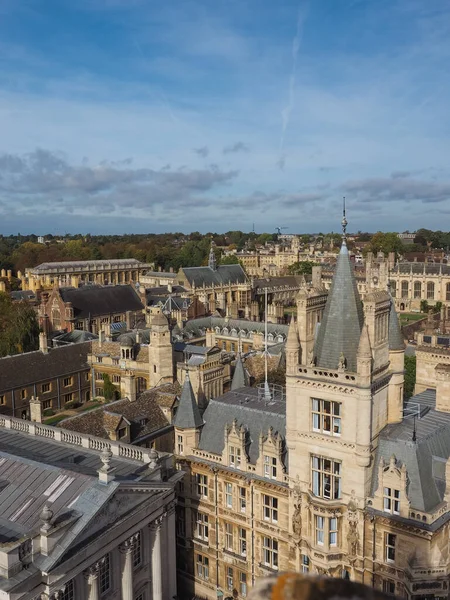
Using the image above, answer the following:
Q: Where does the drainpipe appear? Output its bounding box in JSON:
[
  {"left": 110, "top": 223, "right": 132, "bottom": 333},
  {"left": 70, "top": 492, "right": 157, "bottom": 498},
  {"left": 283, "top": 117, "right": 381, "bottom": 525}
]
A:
[
  {"left": 251, "top": 482, "right": 255, "bottom": 586},
  {"left": 214, "top": 469, "right": 220, "bottom": 592},
  {"left": 370, "top": 514, "right": 376, "bottom": 589}
]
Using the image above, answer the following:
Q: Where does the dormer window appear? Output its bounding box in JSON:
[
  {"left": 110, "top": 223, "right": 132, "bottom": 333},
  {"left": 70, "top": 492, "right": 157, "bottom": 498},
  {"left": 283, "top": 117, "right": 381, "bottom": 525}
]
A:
[
  {"left": 229, "top": 446, "right": 241, "bottom": 468},
  {"left": 383, "top": 488, "right": 400, "bottom": 514},
  {"left": 264, "top": 455, "right": 277, "bottom": 479}
]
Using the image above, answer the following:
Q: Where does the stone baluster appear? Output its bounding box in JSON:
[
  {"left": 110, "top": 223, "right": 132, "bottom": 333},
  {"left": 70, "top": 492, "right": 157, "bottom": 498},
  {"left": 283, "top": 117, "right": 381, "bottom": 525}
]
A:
[
  {"left": 119, "top": 534, "right": 139, "bottom": 600},
  {"left": 83, "top": 562, "right": 101, "bottom": 600},
  {"left": 150, "top": 516, "right": 164, "bottom": 600}
]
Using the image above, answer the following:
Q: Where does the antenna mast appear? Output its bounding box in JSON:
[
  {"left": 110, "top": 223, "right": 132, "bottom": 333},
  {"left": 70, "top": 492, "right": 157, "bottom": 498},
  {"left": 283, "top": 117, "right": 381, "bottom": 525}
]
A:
[{"left": 263, "top": 287, "right": 271, "bottom": 400}]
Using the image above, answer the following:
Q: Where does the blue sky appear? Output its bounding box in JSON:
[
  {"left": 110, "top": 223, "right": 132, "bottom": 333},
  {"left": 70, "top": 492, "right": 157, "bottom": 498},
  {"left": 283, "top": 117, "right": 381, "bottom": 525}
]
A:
[{"left": 1, "top": 0, "right": 450, "bottom": 234}]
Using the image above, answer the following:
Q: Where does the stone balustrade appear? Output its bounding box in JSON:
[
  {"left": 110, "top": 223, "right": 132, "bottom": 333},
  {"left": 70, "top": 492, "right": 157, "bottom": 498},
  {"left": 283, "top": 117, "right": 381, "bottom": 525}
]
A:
[{"left": 0, "top": 415, "right": 170, "bottom": 468}]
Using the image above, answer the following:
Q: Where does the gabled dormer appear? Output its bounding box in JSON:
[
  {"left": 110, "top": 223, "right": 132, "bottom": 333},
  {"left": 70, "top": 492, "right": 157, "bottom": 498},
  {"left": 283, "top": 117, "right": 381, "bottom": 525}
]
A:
[
  {"left": 371, "top": 455, "right": 410, "bottom": 518},
  {"left": 257, "top": 427, "right": 285, "bottom": 481},
  {"left": 223, "top": 419, "right": 248, "bottom": 470}
]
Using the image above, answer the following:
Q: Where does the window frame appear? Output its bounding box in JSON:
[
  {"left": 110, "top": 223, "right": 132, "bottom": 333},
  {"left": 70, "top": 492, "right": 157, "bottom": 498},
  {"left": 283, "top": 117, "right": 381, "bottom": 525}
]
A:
[
  {"left": 196, "top": 473, "right": 208, "bottom": 498},
  {"left": 383, "top": 487, "right": 400, "bottom": 515},
  {"left": 262, "top": 536, "right": 278, "bottom": 570},
  {"left": 195, "top": 511, "right": 209, "bottom": 542},
  {"left": 196, "top": 553, "right": 209, "bottom": 580},
  {"left": 229, "top": 445, "right": 241, "bottom": 468},
  {"left": 264, "top": 455, "right": 277, "bottom": 479},
  {"left": 225, "top": 482, "right": 233, "bottom": 509},
  {"left": 225, "top": 522, "right": 233, "bottom": 551},
  {"left": 99, "top": 554, "right": 111, "bottom": 595},
  {"left": 311, "top": 455, "right": 342, "bottom": 500},
  {"left": 385, "top": 533, "right": 396, "bottom": 563},
  {"left": 311, "top": 398, "right": 341, "bottom": 436},
  {"left": 262, "top": 494, "right": 278, "bottom": 524}
]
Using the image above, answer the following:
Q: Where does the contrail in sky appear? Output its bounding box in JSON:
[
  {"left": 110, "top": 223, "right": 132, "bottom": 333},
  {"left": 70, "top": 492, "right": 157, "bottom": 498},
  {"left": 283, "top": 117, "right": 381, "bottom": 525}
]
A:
[{"left": 279, "top": 7, "right": 307, "bottom": 169}]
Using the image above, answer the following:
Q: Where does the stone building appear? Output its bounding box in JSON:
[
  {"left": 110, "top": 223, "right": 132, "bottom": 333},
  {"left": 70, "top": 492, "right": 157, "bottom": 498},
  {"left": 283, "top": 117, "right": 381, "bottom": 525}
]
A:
[
  {"left": 237, "top": 237, "right": 302, "bottom": 277},
  {"left": 176, "top": 246, "right": 252, "bottom": 317},
  {"left": 0, "top": 336, "right": 90, "bottom": 418},
  {"left": 39, "top": 284, "right": 144, "bottom": 334},
  {"left": 176, "top": 316, "right": 288, "bottom": 354},
  {"left": 389, "top": 262, "right": 450, "bottom": 316},
  {"left": 0, "top": 413, "right": 178, "bottom": 600},
  {"left": 21, "top": 258, "right": 151, "bottom": 291},
  {"left": 56, "top": 382, "right": 180, "bottom": 453},
  {"left": 171, "top": 220, "right": 450, "bottom": 600},
  {"left": 89, "top": 310, "right": 175, "bottom": 399}
]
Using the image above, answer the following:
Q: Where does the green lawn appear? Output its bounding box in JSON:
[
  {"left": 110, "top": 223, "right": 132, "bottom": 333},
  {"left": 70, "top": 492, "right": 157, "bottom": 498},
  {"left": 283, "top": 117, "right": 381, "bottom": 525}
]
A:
[
  {"left": 399, "top": 313, "right": 425, "bottom": 325},
  {"left": 42, "top": 400, "right": 104, "bottom": 426}
]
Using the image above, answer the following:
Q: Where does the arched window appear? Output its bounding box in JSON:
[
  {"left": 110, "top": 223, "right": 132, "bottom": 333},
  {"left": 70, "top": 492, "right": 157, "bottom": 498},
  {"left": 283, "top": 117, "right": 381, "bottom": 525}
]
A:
[
  {"left": 427, "top": 281, "right": 435, "bottom": 300},
  {"left": 401, "top": 281, "right": 409, "bottom": 299},
  {"left": 413, "top": 282, "right": 422, "bottom": 299},
  {"left": 446, "top": 283, "right": 450, "bottom": 301},
  {"left": 390, "top": 281, "right": 397, "bottom": 297}
]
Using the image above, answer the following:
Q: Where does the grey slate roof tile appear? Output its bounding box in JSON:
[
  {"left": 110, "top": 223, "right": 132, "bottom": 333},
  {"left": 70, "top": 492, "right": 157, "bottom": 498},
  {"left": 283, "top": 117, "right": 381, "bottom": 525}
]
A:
[
  {"left": 60, "top": 284, "right": 143, "bottom": 319},
  {"left": 181, "top": 264, "right": 248, "bottom": 287},
  {"left": 314, "top": 242, "right": 364, "bottom": 372},
  {"left": 173, "top": 373, "right": 203, "bottom": 429},
  {"left": 0, "top": 342, "right": 90, "bottom": 391},
  {"left": 198, "top": 387, "right": 286, "bottom": 465},
  {"left": 371, "top": 389, "right": 450, "bottom": 512}
]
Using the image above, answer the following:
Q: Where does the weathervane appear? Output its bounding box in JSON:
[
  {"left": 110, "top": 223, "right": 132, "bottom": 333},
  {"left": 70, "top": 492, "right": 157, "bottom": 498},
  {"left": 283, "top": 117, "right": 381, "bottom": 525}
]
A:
[{"left": 341, "top": 196, "right": 348, "bottom": 242}]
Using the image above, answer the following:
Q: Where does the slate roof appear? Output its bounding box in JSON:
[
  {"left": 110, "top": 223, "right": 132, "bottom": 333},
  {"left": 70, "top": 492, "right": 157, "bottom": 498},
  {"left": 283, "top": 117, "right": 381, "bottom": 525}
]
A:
[
  {"left": 389, "top": 297, "right": 405, "bottom": 351},
  {"left": 0, "top": 342, "right": 91, "bottom": 391},
  {"left": 32, "top": 258, "right": 144, "bottom": 272},
  {"left": 198, "top": 387, "right": 286, "bottom": 464},
  {"left": 173, "top": 374, "right": 203, "bottom": 429},
  {"left": 59, "top": 285, "right": 144, "bottom": 319},
  {"left": 181, "top": 264, "right": 248, "bottom": 287},
  {"left": 181, "top": 316, "right": 288, "bottom": 339},
  {"left": 314, "top": 242, "right": 364, "bottom": 372},
  {"left": 52, "top": 330, "right": 98, "bottom": 345},
  {"left": 253, "top": 275, "right": 306, "bottom": 291},
  {"left": 372, "top": 389, "right": 450, "bottom": 512},
  {"left": 61, "top": 382, "right": 180, "bottom": 442},
  {"left": 231, "top": 355, "right": 250, "bottom": 390},
  {"left": 393, "top": 262, "right": 450, "bottom": 275}
]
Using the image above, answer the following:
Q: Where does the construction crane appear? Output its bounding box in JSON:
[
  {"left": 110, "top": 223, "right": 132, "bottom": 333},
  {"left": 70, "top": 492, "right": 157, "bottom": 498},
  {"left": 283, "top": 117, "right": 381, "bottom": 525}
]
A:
[{"left": 275, "top": 226, "right": 288, "bottom": 236}]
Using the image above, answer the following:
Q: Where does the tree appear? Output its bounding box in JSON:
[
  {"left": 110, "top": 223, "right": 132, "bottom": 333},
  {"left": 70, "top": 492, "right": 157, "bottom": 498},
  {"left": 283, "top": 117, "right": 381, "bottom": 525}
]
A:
[
  {"left": 435, "top": 301, "right": 443, "bottom": 314},
  {"left": 220, "top": 255, "right": 239, "bottom": 265},
  {"left": 102, "top": 373, "right": 119, "bottom": 401},
  {"left": 404, "top": 355, "right": 416, "bottom": 400},
  {"left": 420, "top": 300, "right": 429, "bottom": 313},
  {"left": 288, "top": 261, "right": 317, "bottom": 275},
  {"left": 363, "top": 232, "right": 404, "bottom": 257},
  {"left": 253, "top": 367, "right": 286, "bottom": 387},
  {"left": 0, "top": 293, "right": 40, "bottom": 357}
]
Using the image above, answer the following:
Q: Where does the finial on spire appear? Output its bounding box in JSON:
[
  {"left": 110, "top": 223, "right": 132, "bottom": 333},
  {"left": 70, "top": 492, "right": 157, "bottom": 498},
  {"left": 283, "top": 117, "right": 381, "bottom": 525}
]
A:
[
  {"left": 341, "top": 196, "right": 348, "bottom": 242},
  {"left": 208, "top": 241, "right": 217, "bottom": 271}
]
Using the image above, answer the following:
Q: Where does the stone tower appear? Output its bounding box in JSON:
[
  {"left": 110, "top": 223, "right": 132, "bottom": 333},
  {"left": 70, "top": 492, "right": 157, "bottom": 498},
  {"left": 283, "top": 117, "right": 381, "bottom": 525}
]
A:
[
  {"left": 285, "top": 214, "right": 405, "bottom": 579},
  {"left": 148, "top": 309, "right": 174, "bottom": 387}
]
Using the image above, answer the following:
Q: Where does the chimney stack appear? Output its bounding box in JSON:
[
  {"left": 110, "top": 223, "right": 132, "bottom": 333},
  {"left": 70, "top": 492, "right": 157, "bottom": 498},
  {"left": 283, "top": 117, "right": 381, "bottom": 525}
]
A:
[{"left": 39, "top": 332, "right": 49, "bottom": 354}]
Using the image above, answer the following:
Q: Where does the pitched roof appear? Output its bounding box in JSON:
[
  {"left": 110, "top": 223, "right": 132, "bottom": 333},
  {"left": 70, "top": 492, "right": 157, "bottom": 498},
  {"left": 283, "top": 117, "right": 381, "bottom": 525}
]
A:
[
  {"left": 371, "top": 389, "right": 450, "bottom": 512},
  {"left": 389, "top": 297, "right": 405, "bottom": 351},
  {"left": 173, "top": 373, "right": 203, "bottom": 429},
  {"left": 59, "top": 285, "right": 143, "bottom": 319},
  {"left": 231, "top": 355, "right": 249, "bottom": 390},
  {"left": 198, "top": 387, "right": 286, "bottom": 464},
  {"left": 0, "top": 342, "right": 91, "bottom": 391},
  {"left": 313, "top": 242, "right": 364, "bottom": 372},
  {"left": 181, "top": 316, "right": 288, "bottom": 339},
  {"left": 181, "top": 264, "right": 248, "bottom": 287},
  {"left": 61, "top": 382, "right": 180, "bottom": 441}
]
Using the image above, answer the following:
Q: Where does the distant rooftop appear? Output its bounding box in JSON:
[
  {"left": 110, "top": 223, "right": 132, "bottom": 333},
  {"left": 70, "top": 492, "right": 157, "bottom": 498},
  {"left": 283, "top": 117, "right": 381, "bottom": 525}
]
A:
[{"left": 29, "top": 258, "right": 150, "bottom": 274}]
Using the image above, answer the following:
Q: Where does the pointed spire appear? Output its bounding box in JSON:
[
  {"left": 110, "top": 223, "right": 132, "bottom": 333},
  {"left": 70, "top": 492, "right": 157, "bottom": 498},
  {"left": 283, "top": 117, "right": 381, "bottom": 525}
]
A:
[
  {"left": 286, "top": 316, "right": 300, "bottom": 350},
  {"left": 313, "top": 209, "right": 364, "bottom": 372},
  {"left": 208, "top": 241, "right": 217, "bottom": 271},
  {"left": 388, "top": 295, "right": 404, "bottom": 351},
  {"left": 231, "top": 354, "right": 249, "bottom": 390},
  {"left": 357, "top": 324, "right": 372, "bottom": 359},
  {"left": 173, "top": 371, "right": 203, "bottom": 429}
]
